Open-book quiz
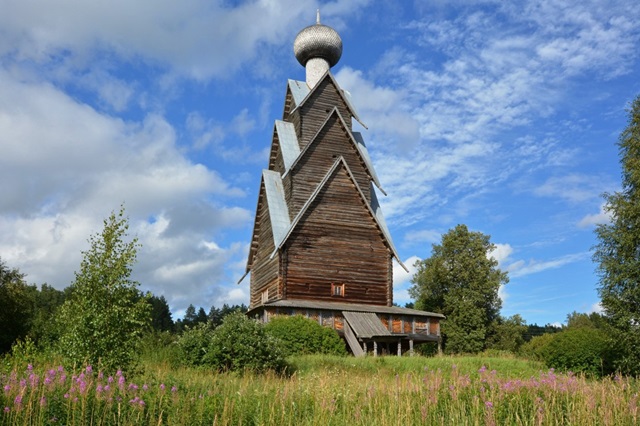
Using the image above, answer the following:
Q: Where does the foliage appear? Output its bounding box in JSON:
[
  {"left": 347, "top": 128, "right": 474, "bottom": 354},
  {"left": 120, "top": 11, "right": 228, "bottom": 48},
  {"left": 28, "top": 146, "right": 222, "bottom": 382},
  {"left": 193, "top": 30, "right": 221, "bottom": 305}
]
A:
[
  {"left": 409, "top": 224, "right": 508, "bottom": 354},
  {"left": 520, "top": 333, "right": 557, "bottom": 361},
  {"left": 176, "top": 323, "right": 215, "bottom": 367},
  {"left": 540, "top": 328, "right": 616, "bottom": 377},
  {"left": 28, "top": 284, "right": 67, "bottom": 348},
  {"left": 0, "top": 259, "right": 36, "bottom": 353},
  {"left": 264, "top": 315, "right": 347, "bottom": 357},
  {"left": 56, "top": 207, "right": 151, "bottom": 372},
  {"left": 204, "top": 313, "right": 288, "bottom": 374},
  {"left": 148, "top": 295, "right": 174, "bottom": 332},
  {"left": 594, "top": 94, "right": 640, "bottom": 375},
  {"left": 523, "top": 322, "right": 562, "bottom": 342},
  {"left": 487, "top": 314, "right": 527, "bottom": 353}
]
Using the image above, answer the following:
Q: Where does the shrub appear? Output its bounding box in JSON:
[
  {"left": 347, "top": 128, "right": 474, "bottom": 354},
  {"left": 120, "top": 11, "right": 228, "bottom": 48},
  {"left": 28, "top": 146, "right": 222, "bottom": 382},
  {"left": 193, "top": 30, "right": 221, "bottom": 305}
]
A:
[
  {"left": 203, "top": 312, "right": 289, "bottom": 374},
  {"left": 519, "top": 333, "right": 555, "bottom": 361},
  {"left": 540, "top": 327, "right": 615, "bottom": 377},
  {"left": 176, "top": 324, "right": 214, "bottom": 367},
  {"left": 264, "top": 315, "right": 347, "bottom": 357}
]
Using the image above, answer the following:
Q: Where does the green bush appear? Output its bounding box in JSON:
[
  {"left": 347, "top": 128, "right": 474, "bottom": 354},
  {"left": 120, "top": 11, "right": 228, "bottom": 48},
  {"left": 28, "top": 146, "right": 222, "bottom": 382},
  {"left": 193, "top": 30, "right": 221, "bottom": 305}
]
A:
[
  {"left": 264, "top": 315, "right": 347, "bottom": 357},
  {"left": 519, "top": 333, "right": 556, "bottom": 361},
  {"left": 540, "top": 328, "right": 615, "bottom": 376},
  {"left": 202, "top": 312, "right": 289, "bottom": 374}
]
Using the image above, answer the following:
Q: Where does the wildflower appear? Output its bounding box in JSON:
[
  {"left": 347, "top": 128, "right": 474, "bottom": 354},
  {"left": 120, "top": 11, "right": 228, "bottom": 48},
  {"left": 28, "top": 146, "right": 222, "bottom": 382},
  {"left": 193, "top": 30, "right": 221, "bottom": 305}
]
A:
[
  {"left": 57, "top": 366, "right": 64, "bottom": 372},
  {"left": 27, "top": 364, "right": 33, "bottom": 371},
  {"left": 86, "top": 365, "right": 93, "bottom": 374},
  {"left": 98, "top": 371, "right": 104, "bottom": 380},
  {"left": 171, "top": 386, "right": 178, "bottom": 393},
  {"left": 96, "top": 385, "right": 104, "bottom": 393},
  {"left": 128, "top": 383, "right": 138, "bottom": 391},
  {"left": 107, "top": 376, "right": 114, "bottom": 384},
  {"left": 118, "top": 376, "right": 125, "bottom": 388},
  {"left": 116, "top": 370, "right": 122, "bottom": 377},
  {"left": 104, "top": 385, "right": 111, "bottom": 392},
  {"left": 64, "top": 394, "right": 69, "bottom": 399},
  {"left": 14, "top": 395, "right": 22, "bottom": 406},
  {"left": 3, "top": 385, "right": 9, "bottom": 393},
  {"left": 138, "top": 399, "right": 145, "bottom": 407},
  {"left": 44, "top": 377, "right": 52, "bottom": 386},
  {"left": 479, "top": 365, "right": 487, "bottom": 373},
  {"left": 48, "top": 369, "right": 56, "bottom": 377},
  {"left": 3, "top": 407, "right": 9, "bottom": 413},
  {"left": 142, "top": 384, "right": 148, "bottom": 391},
  {"left": 19, "top": 379, "right": 26, "bottom": 388},
  {"left": 485, "top": 401, "right": 493, "bottom": 409},
  {"left": 40, "top": 396, "right": 46, "bottom": 407},
  {"left": 160, "top": 383, "right": 166, "bottom": 391}
]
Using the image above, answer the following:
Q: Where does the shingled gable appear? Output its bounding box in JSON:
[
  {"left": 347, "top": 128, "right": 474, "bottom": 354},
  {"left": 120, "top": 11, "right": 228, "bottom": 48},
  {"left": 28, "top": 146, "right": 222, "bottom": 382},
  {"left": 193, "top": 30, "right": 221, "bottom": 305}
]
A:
[
  {"left": 272, "top": 156, "right": 407, "bottom": 271},
  {"left": 243, "top": 170, "right": 291, "bottom": 275},
  {"left": 267, "top": 120, "right": 301, "bottom": 172},
  {"left": 282, "top": 106, "right": 384, "bottom": 193},
  {"left": 288, "top": 71, "right": 367, "bottom": 129}
]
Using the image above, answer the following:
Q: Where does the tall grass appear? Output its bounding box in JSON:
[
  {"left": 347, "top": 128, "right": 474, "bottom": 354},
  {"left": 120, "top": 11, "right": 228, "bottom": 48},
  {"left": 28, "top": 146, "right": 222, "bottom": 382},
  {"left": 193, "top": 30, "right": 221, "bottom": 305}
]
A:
[{"left": 1, "top": 355, "right": 638, "bottom": 425}]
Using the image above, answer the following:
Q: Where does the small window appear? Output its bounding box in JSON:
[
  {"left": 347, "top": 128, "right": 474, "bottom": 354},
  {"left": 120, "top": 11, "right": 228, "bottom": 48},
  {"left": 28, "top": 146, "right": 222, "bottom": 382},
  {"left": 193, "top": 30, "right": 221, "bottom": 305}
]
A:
[{"left": 331, "top": 283, "right": 345, "bottom": 297}]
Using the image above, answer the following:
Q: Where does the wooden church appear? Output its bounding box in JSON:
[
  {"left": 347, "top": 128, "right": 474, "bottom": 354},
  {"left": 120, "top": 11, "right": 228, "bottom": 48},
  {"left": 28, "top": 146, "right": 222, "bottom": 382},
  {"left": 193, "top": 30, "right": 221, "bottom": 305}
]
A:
[{"left": 241, "top": 14, "right": 444, "bottom": 356}]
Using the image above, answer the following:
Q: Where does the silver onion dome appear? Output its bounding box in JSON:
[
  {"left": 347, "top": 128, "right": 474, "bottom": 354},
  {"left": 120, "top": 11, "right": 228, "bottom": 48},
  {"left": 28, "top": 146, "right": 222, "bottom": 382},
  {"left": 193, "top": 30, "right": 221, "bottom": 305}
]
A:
[{"left": 293, "top": 16, "right": 342, "bottom": 68}]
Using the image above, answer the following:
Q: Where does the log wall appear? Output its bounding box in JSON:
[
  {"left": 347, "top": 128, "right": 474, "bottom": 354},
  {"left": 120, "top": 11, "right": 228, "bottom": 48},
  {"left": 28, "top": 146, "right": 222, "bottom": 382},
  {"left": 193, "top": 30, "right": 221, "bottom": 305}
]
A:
[{"left": 284, "top": 165, "right": 391, "bottom": 306}]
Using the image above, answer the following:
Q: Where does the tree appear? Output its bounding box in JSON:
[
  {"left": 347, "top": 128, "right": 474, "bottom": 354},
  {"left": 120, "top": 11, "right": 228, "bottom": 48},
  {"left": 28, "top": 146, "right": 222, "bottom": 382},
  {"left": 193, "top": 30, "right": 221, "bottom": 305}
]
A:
[
  {"left": 593, "top": 95, "right": 640, "bottom": 375},
  {"left": 487, "top": 314, "right": 527, "bottom": 353},
  {"left": 149, "top": 295, "right": 174, "bottom": 332},
  {"left": 409, "top": 224, "right": 507, "bottom": 354},
  {"left": 0, "top": 258, "right": 36, "bottom": 353},
  {"left": 57, "top": 207, "right": 150, "bottom": 372}
]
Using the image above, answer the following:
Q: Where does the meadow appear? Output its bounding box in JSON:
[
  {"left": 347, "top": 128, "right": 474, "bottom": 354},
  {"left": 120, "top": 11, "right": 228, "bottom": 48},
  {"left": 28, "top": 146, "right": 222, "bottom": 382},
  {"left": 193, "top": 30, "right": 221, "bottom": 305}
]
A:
[{"left": 1, "top": 353, "right": 638, "bottom": 426}]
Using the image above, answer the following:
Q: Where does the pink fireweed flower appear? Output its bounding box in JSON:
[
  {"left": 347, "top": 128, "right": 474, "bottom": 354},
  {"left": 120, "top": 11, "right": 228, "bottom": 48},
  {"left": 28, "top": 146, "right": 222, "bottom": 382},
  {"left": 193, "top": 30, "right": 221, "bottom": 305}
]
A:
[
  {"left": 128, "top": 383, "right": 138, "bottom": 391},
  {"left": 98, "top": 371, "right": 104, "bottom": 380},
  {"left": 107, "top": 376, "right": 114, "bottom": 384},
  {"left": 40, "top": 397, "right": 46, "bottom": 407},
  {"left": 142, "top": 384, "right": 148, "bottom": 391},
  {"left": 44, "top": 377, "right": 52, "bottom": 386},
  {"left": 14, "top": 395, "right": 22, "bottom": 406},
  {"left": 86, "top": 365, "right": 92, "bottom": 374},
  {"left": 57, "top": 366, "right": 64, "bottom": 372},
  {"left": 104, "top": 385, "right": 111, "bottom": 392},
  {"left": 96, "top": 384, "right": 104, "bottom": 393},
  {"left": 138, "top": 399, "right": 145, "bottom": 407},
  {"left": 3, "top": 407, "right": 9, "bottom": 413},
  {"left": 118, "top": 376, "right": 125, "bottom": 389},
  {"left": 479, "top": 365, "right": 487, "bottom": 373},
  {"left": 3, "top": 385, "right": 10, "bottom": 393},
  {"left": 171, "top": 386, "right": 177, "bottom": 393},
  {"left": 160, "top": 384, "right": 166, "bottom": 391},
  {"left": 63, "top": 393, "right": 69, "bottom": 399},
  {"left": 48, "top": 369, "right": 56, "bottom": 377},
  {"left": 116, "top": 370, "right": 122, "bottom": 377},
  {"left": 27, "top": 364, "right": 33, "bottom": 371},
  {"left": 485, "top": 401, "right": 493, "bottom": 409}
]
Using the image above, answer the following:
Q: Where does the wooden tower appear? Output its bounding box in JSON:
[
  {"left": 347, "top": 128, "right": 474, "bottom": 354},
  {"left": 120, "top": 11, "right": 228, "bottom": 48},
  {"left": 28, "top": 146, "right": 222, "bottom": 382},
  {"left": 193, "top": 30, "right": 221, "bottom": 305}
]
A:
[{"left": 241, "top": 14, "right": 443, "bottom": 356}]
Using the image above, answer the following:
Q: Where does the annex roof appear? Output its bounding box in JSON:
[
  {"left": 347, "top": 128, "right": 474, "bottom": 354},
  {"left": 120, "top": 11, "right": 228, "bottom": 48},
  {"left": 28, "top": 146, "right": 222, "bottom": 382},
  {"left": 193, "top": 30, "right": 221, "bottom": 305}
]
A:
[
  {"left": 251, "top": 299, "right": 445, "bottom": 318},
  {"left": 342, "top": 311, "right": 393, "bottom": 338}
]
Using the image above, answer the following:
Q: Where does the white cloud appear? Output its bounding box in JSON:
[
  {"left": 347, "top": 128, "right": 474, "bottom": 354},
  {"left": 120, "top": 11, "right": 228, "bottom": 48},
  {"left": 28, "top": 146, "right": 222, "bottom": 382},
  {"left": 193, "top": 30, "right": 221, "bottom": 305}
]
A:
[
  {"left": 578, "top": 204, "right": 612, "bottom": 228},
  {"left": 392, "top": 255, "right": 421, "bottom": 305},
  {"left": 0, "top": 69, "right": 250, "bottom": 311},
  {"left": 534, "top": 174, "right": 610, "bottom": 203},
  {"left": 404, "top": 229, "right": 441, "bottom": 245},
  {"left": 489, "top": 243, "right": 514, "bottom": 267},
  {"left": 507, "top": 252, "right": 590, "bottom": 278},
  {"left": 589, "top": 302, "right": 604, "bottom": 314}
]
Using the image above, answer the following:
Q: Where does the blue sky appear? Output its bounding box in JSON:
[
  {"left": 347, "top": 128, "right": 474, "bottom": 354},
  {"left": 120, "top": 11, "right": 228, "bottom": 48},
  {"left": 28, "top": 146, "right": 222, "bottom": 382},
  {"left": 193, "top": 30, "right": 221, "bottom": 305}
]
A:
[{"left": 1, "top": 0, "right": 639, "bottom": 326}]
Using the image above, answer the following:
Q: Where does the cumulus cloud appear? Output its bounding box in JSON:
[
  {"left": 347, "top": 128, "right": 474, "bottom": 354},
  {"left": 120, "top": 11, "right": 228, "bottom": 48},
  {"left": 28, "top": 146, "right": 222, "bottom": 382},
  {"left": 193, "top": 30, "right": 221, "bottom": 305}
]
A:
[
  {"left": 392, "top": 255, "right": 421, "bottom": 305},
  {"left": 578, "top": 204, "right": 612, "bottom": 228}
]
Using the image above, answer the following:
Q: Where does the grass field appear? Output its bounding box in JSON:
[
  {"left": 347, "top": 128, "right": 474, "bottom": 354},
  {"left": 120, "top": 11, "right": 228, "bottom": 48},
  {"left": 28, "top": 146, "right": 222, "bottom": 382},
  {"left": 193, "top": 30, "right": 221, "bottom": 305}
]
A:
[{"left": 1, "top": 353, "right": 638, "bottom": 425}]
